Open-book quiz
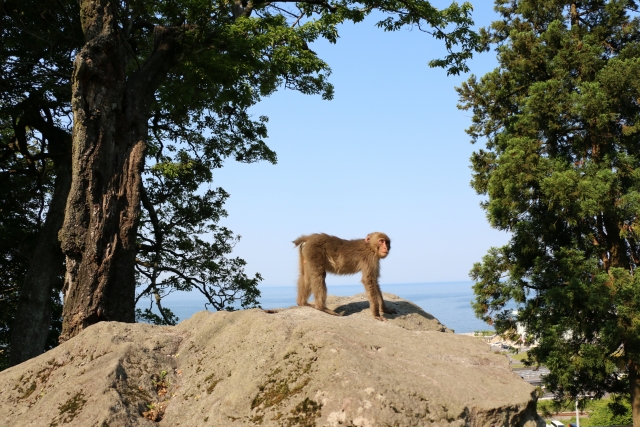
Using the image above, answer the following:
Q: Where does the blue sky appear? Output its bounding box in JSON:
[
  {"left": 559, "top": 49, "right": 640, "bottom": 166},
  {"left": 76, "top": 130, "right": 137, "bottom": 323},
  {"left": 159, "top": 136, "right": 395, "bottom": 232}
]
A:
[{"left": 211, "top": 2, "right": 508, "bottom": 287}]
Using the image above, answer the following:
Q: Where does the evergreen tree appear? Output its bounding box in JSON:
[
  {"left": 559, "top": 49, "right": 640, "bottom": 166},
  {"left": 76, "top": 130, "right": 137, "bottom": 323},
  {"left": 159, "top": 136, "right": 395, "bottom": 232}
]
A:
[{"left": 458, "top": 1, "right": 640, "bottom": 423}]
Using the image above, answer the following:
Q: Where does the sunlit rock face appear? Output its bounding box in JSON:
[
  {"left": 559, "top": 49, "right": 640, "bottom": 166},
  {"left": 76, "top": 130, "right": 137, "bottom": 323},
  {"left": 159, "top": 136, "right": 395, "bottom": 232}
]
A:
[{"left": 0, "top": 293, "right": 544, "bottom": 427}]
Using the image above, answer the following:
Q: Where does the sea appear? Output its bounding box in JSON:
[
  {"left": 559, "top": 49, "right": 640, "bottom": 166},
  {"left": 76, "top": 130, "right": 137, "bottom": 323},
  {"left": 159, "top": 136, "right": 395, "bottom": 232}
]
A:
[{"left": 140, "top": 281, "right": 493, "bottom": 334}]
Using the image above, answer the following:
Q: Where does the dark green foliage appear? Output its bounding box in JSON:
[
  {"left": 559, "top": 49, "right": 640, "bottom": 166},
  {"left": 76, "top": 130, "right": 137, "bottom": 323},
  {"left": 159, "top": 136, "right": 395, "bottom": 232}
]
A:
[
  {"left": 458, "top": 0, "right": 640, "bottom": 414},
  {"left": 0, "top": 172, "right": 39, "bottom": 370},
  {"left": 0, "top": 136, "right": 66, "bottom": 366},
  {"left": 0, "top": 0, "right": 82, "bottom": 364},
  {"left": 135, "top": 307, "right": 180, "bottom": 326}
]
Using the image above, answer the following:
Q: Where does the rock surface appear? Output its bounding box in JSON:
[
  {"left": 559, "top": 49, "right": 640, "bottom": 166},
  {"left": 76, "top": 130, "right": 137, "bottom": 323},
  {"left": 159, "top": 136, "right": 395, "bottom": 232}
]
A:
[{"left": 0, "top": 293, "right": 544, "bottom": 426}]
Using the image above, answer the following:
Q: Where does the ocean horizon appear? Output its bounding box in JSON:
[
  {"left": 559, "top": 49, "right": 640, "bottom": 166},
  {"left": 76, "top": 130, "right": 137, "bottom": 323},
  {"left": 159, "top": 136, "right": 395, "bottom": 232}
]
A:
[{"left": 138, "top": 281, "right": 494, "bottom": 334}]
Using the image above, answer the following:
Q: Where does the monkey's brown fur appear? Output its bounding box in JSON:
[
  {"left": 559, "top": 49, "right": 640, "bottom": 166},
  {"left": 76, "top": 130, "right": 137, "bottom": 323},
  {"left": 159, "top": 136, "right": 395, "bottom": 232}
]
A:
[{"left": 292, "top": 232, "right": 395, "bottom": 321}]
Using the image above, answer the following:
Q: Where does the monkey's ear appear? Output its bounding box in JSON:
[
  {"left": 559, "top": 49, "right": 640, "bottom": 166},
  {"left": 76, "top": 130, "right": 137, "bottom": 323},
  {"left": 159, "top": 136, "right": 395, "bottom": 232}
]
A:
[{"left": 365, "top": 234, "right": 371, "bottom": 243}]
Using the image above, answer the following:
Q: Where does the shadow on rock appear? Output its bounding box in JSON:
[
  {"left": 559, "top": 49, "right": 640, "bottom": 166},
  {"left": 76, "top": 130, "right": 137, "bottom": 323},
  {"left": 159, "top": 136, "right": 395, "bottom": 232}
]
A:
[
  {"left": 324, "top": 293, "right": 452, "bottom": 332},
  {"left": 334, "top": 300, "right": 437, "bottom": 322}
]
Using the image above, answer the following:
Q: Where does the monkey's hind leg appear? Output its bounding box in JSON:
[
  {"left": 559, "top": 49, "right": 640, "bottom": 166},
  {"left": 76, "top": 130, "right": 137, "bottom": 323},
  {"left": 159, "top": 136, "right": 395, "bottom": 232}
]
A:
[
  {"left": 296, "top": 249, "right": 314, "bottom": 308},
  {"left": 296, "top": 271, "right": 313, "bottom": 307},
  {"left": 311, "top": 272, "right": 340, "bottom": 316}
]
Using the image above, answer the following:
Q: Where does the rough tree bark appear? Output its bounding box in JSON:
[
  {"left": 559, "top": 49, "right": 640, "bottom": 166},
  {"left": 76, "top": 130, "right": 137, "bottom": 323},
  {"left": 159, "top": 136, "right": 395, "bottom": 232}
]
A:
[{"left": 59, "top": 0, "right": 182, "bottom": 341}]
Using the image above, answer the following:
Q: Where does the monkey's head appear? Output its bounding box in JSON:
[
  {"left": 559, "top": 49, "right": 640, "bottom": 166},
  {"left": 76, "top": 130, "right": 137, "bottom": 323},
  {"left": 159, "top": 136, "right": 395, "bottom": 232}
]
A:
[{"left": 366, "top": 232, "right": 391, "bottom": 259}]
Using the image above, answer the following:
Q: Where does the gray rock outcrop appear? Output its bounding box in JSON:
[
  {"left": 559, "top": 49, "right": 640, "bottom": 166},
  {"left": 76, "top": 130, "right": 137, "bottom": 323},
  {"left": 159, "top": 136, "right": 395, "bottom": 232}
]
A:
[{"left": 0, "top": 293, "right": 544, "bottom": 426}]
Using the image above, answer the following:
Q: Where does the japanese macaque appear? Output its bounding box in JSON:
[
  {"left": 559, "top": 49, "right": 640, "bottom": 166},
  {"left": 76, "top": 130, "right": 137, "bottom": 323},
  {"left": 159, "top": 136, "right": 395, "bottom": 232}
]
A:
[{"left": 292, "top": 232, "right": 395, "bottom": 321}]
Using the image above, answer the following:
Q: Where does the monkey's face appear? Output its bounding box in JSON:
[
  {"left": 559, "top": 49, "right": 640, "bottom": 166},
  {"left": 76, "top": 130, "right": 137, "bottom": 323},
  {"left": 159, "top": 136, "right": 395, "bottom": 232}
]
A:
[
  {"left": 366, "top": 232, "right": 391, "bottom": 258},
  {"left": 377, "top": 238, "right": 390, "bottom": 258}
]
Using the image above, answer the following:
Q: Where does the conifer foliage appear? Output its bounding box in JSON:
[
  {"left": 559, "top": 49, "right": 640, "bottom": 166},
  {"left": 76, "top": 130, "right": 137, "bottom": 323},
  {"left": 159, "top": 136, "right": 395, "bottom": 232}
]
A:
[{"left": 458, "top": 1, "right": 640, "bottom": 422}]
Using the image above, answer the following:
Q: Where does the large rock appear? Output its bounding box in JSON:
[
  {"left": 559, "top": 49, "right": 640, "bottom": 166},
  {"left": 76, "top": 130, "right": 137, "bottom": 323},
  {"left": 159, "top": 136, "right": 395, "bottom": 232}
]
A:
[{"left": 0, "top": 293, "right": 544, "bottom": 426}]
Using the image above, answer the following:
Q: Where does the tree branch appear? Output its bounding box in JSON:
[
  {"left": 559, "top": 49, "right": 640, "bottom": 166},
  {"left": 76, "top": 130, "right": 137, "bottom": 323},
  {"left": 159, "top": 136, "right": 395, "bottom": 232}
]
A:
[
  {"left": 140, "top": 184, "right": 163, "bottom": 252},
  {"left": 153, "top": 285, "right": 174, "bottom": 325}
]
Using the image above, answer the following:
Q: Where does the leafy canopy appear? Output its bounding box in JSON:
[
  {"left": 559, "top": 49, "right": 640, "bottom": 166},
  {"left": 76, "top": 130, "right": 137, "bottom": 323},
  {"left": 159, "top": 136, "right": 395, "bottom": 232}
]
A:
[{"left": 123, "top": 0, "right": 480, "bottom": 323}]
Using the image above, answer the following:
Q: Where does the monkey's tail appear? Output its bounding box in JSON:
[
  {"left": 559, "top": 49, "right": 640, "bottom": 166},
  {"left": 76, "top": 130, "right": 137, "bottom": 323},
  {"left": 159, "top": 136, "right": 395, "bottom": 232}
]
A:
[
  {"left": 293, "top": 236, "right": 307, "bottom": 275},
  {"left": 292, "top": 236, "right": 307, "bottom": 248}
]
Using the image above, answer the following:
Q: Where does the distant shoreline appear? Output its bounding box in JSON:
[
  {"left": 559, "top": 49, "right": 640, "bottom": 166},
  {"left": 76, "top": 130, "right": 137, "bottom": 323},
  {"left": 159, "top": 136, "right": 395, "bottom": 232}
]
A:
[
  {"left": 256, "top": 280, "right": 475, "bottom": 288},
  {"left": 138, "top": 281, "right": 496, "bottom": 334}
]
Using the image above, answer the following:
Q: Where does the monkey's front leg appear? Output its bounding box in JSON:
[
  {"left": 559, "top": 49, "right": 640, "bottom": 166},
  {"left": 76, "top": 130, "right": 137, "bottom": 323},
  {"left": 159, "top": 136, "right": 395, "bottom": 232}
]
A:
[
  {"left": 369, "top": 282, "right": 396, "bottom": 317},
  {"left": 363, "top": 279, "right": 388, "bottom": 321},
  {"left": 376, "top": 300, "right": 390, "bottom": 321}
]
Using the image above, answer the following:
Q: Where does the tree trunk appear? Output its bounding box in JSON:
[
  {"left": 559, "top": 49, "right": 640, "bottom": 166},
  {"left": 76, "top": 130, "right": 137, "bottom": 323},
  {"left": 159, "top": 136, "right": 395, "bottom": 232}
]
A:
[
  {"left": 631, "top": 361, "right": 640, "bottom": 427},
  {"left": 58, "top": 0, "right": 142, "bottom": 341},
  {"left": 9, "top": 149, "right": 71, "bottom": 365},
  {"left": 59, "top": 0, "right": 183, "bottom": 342}
]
